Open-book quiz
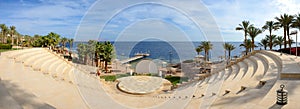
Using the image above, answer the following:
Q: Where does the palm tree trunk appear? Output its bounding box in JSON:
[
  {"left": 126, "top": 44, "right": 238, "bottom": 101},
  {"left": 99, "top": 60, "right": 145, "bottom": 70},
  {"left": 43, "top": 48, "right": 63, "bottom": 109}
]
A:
[
  {"left": 284, "top": 27, "right": 287, "bottom": 49},
  {"left": 94, "top": 53, "right": 98, "bottom": 67},
  {"left": 97, "top": 59, "right": 100, "bottom": 68},
  {"left": 205, "top": 51, "right": 207, "bottom": 61},
  {"left": 11, "top": 35, "right": 13, "bottom": 45},
  {"left": 269, "top": 30, "right": 272, "bottom": 50},
  {"left": 16, "top": 36, "right": 19, "bottom": 47},
  {"left": 252, "top": 38, "right": 255, "bottom": 51},
  {"left": 287, "top": 27, "right": 291, "bottom": 48},
  {"left": 280, "top": 45, "right": 282, "bottom": 50},
  {"left": 84, "top": 55, "right": 88, "bottom": 65},
  {"left": 105, "top": 61, "right": 108, "bottom": 73},
  {"left": 207, "top": 52, "right": 209, "bottom": 61},
  {"left": 244, "top": 31, "right": 247, "bottom": 43},
  {"left": 228, "top": 50, "right": 231, "bottom": 59}
]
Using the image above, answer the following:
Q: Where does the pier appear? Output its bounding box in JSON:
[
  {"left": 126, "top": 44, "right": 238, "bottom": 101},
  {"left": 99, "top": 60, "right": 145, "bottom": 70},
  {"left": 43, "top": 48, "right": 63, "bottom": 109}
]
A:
[{"left": 120, "top": 53, "right": 149, "bottom": 64}]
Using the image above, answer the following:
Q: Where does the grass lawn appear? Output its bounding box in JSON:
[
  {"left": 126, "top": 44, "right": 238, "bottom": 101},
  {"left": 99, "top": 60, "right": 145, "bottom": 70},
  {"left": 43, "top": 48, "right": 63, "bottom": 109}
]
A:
[
  {"left": 100, "top": 73, "right": 133, "bottom": 81},
  {"left": 0, "top": 48, "right": 18, "bottom": 52},
  {"left": 164, "top": 76, "right": 189, "bottom": 86},
  {"left": 115, "top": 73, "right": 130, "bottom": 78},
  {"left": 100, "top": 75, "right": 118, "bottom": 81}
]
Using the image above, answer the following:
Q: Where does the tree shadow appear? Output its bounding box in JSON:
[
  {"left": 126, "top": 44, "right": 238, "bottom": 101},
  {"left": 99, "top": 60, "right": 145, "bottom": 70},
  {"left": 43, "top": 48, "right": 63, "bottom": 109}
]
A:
[{"left": 0, "top": 80, "right": 55, "bottom": 109}]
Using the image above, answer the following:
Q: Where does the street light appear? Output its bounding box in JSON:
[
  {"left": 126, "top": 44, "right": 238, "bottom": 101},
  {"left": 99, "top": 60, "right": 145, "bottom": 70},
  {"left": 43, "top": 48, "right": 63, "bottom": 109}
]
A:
[{"left": 290, "top": 30, "right": 298, "bottom": 57}]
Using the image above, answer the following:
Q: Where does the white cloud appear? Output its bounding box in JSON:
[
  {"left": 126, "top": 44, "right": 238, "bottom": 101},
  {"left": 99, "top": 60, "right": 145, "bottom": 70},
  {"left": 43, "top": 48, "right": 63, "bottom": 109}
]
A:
[
  {"left": 201, "top": 0, "right": 299, "bottom": 41},
  {"left": 4, "top": 0, "right": 300, "bottom": 42},
  {"left": 1, "top": 0, "right": 95, "bottom": 38},
  {"left": 273, "top": 0, "right": 300, "bottom": 15}
]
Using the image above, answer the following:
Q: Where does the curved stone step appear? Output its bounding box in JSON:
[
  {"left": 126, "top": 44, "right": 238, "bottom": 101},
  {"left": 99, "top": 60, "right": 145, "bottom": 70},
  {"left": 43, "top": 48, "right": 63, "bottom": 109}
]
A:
[
  {"left": 211, "top": 70, "right": 220, "bottom": 83},
  {"left": 47, "top": 60, "right": 62, "bottom": 76},
  {"left": 51, "top": 62, "right": 66, "bottom": 79},
  {"left": 32, "top": 55, "right": 53, "bottom": 71},
  {"left": 248, "top": 56, "right": 258, "bottom": 77},
  {"left": 239, "top": 60, "right": 249, "bottom": 79},
  {"left": 40, "top": 58, "right": 58, "bottom": 74},
  {"left": 231, "top": 62, "right": 245, "bottom": 80},
  {"left": 7, "top": 48, "right": 39, "bottom": 59},
  {"left": 254, "top": 53, "right": 269, "bottom": 77},
  {"left": 226, "top": 64, "right": 240, "bottom": 81},
  {"left": 14, "top": 50, "right": 42, "bottom": 62},
  {"left": 248, "top": 55, "right": 267, "bottom": 81},
  {"left": 23, "top": 52, "right": 49, "bottom": 67},
  {"left": 259, "top": 51, "right": 282, "bottom": 72},
  {"left": 224, "top": 66, "right": 233, "bottom": 80}
]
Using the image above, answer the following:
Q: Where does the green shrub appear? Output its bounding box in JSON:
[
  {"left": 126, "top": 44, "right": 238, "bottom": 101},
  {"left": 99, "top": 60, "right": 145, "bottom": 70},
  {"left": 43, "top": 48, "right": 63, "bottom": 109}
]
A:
[
  {"left": 0, "top": 44, "right": 12, "bottom": 49},
  {"left": 164, "top": 76, "right": 189, "bottom": 86},
  {"left": 100, "top": 75, "right": 117, "bottom": 81}
]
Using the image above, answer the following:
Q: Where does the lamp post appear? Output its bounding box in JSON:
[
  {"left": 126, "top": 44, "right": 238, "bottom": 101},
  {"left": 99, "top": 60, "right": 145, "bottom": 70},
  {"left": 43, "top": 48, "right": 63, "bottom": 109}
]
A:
[{"left": 290, "top": 30, "right": 298, "bottom": 57}]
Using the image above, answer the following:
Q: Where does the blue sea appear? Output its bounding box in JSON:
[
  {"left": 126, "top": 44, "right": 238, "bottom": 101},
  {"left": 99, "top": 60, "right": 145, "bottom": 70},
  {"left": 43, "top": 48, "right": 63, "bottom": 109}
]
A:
[{"left": 70, "top": 41, "right": 281, "bottom": 63}]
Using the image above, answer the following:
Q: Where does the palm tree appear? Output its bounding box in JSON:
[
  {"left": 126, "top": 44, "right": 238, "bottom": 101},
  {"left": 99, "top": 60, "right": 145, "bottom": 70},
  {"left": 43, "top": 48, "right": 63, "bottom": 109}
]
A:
[
  {"left": 262, "top": 21, "right": 279, "bottom": 50},
  {"left": 199, "top": 41, "right": 213, "bottom": 61},
  {"left": 275, "top": 14, "right": 294, "bottom": 49},
  {"left": 45, "top": 32, "right": 60, "bottom": 49},
  {"left": 23, "top": 35, "right": 33, "bottom": 47},
  {"left": 223, "top": 43, "right": 235, "bottom": 59},
  {"left": 259, "top": 38, "right": 268, "bottom": 50},
  {"left": 96, "top": 42, "right": 104, "bottom": 68},
  {"left": 292, "top": 14, "right": 300, "bottom": 44},
  {"left": 285, "top": 15, "right": 294, "bottom": 49},
  {"left": 9, "top": 26, "right": 16, "bottom": 45},
  {"left": 88, "top": 40, "right": 97, "bottom": 66},
  {"left": 240, "top": 39, "right": 252, "bottom": 55},
  {"left": 68, "top": 38, "right": 74, "bottom": 58},
  {"left": 60, "top": 37, "right": 68, "bottom": 55},
  {"left": 266, "top": 35, "right": 277, "bottom": 50},
  {"left": 102, "top": 41, "right": 114, "bottom": 73},
  {"left": 77, "top": 43, "right": 89, "bottom": 64},
  {"left": 195, "top": 47, "right": 202, "bottom": 55},
  {"left": 248, "top": 26, "right": 262, "bottom": 51},
  {"left": 0, "top": 24, "right": 8, "bottom": 43},
  {"left": 293, "top": 13, "right": 300, "bottom": 29},
  {"left": 15, "top": 32, "right": 22, "bottom": 47},
  {"left": 274, "top": 36, "right": 284, "bottom": 50},
  {"left": 236, "top": 21, "right": 253, "bottom": 42}
]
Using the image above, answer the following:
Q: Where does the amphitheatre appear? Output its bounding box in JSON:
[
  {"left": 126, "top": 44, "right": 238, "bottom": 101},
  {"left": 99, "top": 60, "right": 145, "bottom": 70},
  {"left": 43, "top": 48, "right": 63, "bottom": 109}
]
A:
[{"left": 1, "top": 47, "right": 300, "bottom": 109}]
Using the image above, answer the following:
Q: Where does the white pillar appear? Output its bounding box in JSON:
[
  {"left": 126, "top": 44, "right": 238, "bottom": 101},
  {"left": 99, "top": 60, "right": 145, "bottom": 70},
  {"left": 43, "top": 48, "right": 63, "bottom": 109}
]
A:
[
  {"left": 130, "top": 70, "right": 133, "bottom": 76},
  {"left": 159, "top": 71, "right": 162, "bottom": 77}
]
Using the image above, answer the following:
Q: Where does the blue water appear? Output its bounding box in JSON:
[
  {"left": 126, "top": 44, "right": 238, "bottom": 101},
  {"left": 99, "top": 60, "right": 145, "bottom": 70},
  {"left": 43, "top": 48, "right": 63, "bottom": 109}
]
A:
[
  {"left": 71, "top": 41, "right": 270, "bottom": 63},
  {"left": 113, "top": 41, "right": 251, "bottom": 63},
  {"left": 71, "top": 40, "right": 295, "bottom": 63}
]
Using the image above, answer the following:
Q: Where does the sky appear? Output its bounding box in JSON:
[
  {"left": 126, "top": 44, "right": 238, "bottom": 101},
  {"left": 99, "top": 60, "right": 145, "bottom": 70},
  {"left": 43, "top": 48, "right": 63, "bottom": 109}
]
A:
[{"left": 1, "top": 0, "right": 300, "bottom": 42}]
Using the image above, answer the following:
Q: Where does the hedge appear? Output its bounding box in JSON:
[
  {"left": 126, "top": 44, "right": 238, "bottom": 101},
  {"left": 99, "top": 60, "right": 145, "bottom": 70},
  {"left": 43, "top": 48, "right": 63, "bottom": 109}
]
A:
[{"left": 0, "top": 44, "right": 12, "bottom": 49}]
